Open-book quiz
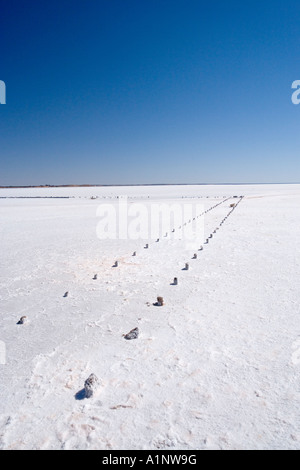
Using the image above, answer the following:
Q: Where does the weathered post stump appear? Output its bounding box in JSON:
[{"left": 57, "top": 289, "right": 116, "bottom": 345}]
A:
[
  {"left": 123, "top": 327, "right": 139, "bottom": 340},
  {"left": 84, "top": 374, "right": 99, "bottom": 398}
]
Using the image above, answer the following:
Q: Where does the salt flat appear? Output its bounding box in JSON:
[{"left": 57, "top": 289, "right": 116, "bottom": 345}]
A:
[{"left": 0, "top": 184, "right": 299, "bottom": 450}]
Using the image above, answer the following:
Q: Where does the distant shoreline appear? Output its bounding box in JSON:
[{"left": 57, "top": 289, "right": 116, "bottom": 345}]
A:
[{"left": 0, "top": 182, "right": 299, "bottom": 189}]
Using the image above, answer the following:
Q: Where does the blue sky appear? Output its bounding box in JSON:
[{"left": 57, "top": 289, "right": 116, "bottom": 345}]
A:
[{"left": 0, "top": 0, "right": 300, "bottom": 185}]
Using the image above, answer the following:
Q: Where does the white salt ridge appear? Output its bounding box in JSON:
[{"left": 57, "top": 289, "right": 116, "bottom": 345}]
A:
[{"left": 0, "top": 184, "right": 299, "bottom": 450}]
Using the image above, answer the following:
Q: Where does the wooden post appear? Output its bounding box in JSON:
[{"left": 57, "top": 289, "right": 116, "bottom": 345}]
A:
[
  {"left": 123, "top": 327, "right": 139, "bottom": 340},
  {"left": 84, "top": 374, "right": 99, "bottom": 399}
]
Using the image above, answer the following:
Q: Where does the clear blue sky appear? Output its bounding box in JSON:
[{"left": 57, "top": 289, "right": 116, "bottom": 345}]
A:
[{"left": 0, "top": 0, "right": 300, "bottom": 185}]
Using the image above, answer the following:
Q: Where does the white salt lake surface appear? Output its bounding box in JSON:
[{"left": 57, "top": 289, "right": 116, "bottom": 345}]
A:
[{"left": 0, "top": 184, "right": 299, "bottom": 450}]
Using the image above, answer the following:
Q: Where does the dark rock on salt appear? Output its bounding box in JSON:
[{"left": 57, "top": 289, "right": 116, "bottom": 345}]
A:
[{"left": 124, "top": 327, "right": 139, "bottom": 340}]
